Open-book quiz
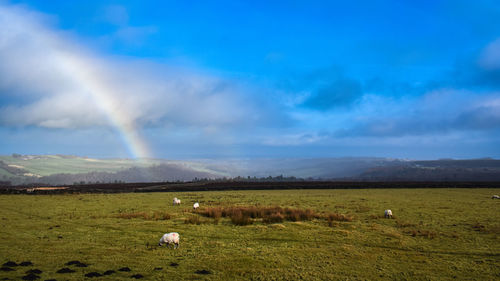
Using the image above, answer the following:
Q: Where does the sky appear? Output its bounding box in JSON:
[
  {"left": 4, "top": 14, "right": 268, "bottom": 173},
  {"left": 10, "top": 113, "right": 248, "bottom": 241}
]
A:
[{"left": 0, "top": 0, "right": 500, "bottom": 159}]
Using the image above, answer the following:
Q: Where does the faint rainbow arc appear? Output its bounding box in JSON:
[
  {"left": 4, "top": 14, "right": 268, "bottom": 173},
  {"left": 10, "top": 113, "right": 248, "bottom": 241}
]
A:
[{"left": 57, "top": 52, "right": 152, "bottom": 159}]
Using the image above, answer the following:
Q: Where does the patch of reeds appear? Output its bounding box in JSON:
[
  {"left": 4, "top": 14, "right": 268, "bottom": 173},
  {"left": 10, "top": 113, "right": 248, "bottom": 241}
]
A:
[
  {"left": 200, "top": 206, "right": 320, "bottom": 225},
  {"left": 184, "top": 215, "right": 202, "bottom": 225},
  {"left": 262, "top": 213, "right": 285, "bottom": 224},
  {"left": 230, "top": 210, "right": 253, "bottom": 226}
]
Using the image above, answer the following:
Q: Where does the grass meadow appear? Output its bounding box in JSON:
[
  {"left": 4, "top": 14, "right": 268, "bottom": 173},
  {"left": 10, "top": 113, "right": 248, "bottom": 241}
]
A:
[{"left": 0, "top": 188, "right": 499, "bottom": 280}]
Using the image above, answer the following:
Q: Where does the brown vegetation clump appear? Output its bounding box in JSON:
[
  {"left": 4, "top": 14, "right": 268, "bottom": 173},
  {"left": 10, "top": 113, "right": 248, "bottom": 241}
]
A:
[
  {"left": 230, "top": 210, "right": 253, "bottom": 226},
  {"left": 203, "top": 207, "right": 222, "bottom": 220},
  {"left": 184, "top": 215, "right": 202, "bottom": 225},
  {"left": 327, "top": 213, "right": 353, "bottom": 222},
  {"left": 200, "top": 206, "right": 319, "bottom": 225},
  {"left": 262, "top": 212, "right": 285, "bottom": 224}
]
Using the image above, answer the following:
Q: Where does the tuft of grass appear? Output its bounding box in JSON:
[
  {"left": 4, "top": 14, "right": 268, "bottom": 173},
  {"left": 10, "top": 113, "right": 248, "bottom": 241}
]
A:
[
  {"left": 326, "top": 213, "right": 353, "bottom": 226},
  {"left": 230, "top": 211, "right": 253, "bottom": 226},
  {"left": 262, "top": 213, "right": 284, "bottom": 224},
  {"left": 203, "top": 207, "right": 222, "bottom": 220}
]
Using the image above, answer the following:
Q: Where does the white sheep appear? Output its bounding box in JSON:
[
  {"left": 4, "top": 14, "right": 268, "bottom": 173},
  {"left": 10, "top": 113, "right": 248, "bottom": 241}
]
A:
[
  {"left": 384, "top": 209, "right": 393, "bottom": 218},
  {"left": 173, "top": 197, "right": 181, "bottom": 205},
  {"left": 158, "top": 232, "right": 180, "bottom": 249},
  {"left": 193, "top": 202, "right": 199, "bottom": 210},
  {"left": 492, "top": 195, "right": 500, "bottom": 199}
]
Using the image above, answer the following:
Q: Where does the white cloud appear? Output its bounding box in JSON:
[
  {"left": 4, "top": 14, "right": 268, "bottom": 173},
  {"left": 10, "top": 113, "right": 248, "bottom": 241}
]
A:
[{"left": 0, "top": 3, "right": 259, "bottom": 131}]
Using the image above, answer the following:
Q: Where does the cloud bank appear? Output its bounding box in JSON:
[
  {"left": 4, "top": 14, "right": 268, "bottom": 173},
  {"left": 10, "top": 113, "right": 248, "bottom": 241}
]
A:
[{"left": 0, "top": 4, "right": 266, "bottom": 133}]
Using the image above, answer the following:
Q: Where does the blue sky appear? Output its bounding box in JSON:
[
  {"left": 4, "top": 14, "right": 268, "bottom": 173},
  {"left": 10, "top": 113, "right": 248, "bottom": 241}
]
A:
[{"left": 1, "top": 0, "right": 500, "bottom": 159}]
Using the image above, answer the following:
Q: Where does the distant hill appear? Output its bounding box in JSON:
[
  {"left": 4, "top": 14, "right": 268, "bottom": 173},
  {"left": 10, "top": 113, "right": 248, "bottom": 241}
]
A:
[
  {"left": 0, "top": 154, "right": 229, "bottom": 185},
  {"left": 356, "top": 159, "right": 500, "bottom": 181},
  {"left": 1, "top": 154, "right": 500, "bottom": 185}
]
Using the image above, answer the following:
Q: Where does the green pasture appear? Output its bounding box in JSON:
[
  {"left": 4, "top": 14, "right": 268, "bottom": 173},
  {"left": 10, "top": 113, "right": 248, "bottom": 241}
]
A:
[{"left": 0, "top": 188, "right": 498, "bottom": 280}]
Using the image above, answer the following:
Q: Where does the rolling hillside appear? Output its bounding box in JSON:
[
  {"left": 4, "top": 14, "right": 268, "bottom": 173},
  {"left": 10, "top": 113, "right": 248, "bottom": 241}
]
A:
[{"left": 1, "top": 154, "right": 500, "bottom": 185}]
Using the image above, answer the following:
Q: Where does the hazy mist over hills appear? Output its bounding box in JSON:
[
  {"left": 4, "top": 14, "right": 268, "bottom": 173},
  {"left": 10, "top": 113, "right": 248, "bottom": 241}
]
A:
[{"left": 1, "top": 154, "right": 500, "bottom": 185}]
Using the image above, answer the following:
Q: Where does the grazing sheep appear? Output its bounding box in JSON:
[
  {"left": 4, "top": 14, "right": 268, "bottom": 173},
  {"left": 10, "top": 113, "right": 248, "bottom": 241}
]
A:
[
  {"left": 173, "top": 197, "right": 181, "bottom": 206},
  {"left": 158, "top": 232, "right": 180, "bottom": 249},
  {"left": 492, "top": 195, "right": 500, "bottom": 199},
  {"left": 193, "top": 202, "right": 199, "bottom": 210},
  {"left": 384, "top": 209, "right": 393, "bottom": 218}
]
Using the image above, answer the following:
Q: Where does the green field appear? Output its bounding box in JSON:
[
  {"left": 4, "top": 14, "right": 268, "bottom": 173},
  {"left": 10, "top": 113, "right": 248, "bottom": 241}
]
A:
[{"left": 0, "top": 188, "right": 499, "bottom": 280}]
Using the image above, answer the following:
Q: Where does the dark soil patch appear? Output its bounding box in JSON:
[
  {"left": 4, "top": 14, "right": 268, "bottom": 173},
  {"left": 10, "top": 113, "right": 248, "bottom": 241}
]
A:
[
  {"left": 44, "top": 279, "right": 57, "bottom": 281},
  {"left": 19, "top": 261, "right": 33, "bottom": 266},
  {"left": 65, "top": 261, "right": 87, "bottom": 267},
  {"left": 22, "top": 273, "right": 40, "bottom": 280},
  {"left": 103, "top": 270, "right": 115, "bottom": 275},
  {"left": 118, "top": 267, "right": 131, "bottom": 272},
  {"left": 56, "top": 268, "right": 75, "bottom": 273},
  {"left": 0, "top": 267, "right": 14, "bottom": 272},
  {"left": 131, "top": 274, "right": 144, "bottom": 279},
  {"left": 2, "top": 261, "right": 17, "bottom": 267},
  {"left": 84, "top": 272, "right": 101, "bottom": 278},
  {"left": 154, "top": 267, "right": 162, "bottom": 270},
  {"left": 195, "top": 269, "right": 211, "bottom": 275},
  {"left": 169, "top": 262, "right": 179, "bottom": 267},
  {"left": 26, "top": 269, "right": 43, "bottom": 274}
]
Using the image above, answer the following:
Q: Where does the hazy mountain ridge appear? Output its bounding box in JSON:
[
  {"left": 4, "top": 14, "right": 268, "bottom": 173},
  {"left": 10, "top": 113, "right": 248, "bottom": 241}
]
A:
[{"left": 1, "top": 154, "right": 500, "bottom": 185}]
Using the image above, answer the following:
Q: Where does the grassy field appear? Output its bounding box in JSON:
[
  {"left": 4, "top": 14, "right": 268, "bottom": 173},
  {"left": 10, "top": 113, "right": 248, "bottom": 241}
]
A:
[{"left": 0, "top": 188, "right": 499, "bottom": 280}]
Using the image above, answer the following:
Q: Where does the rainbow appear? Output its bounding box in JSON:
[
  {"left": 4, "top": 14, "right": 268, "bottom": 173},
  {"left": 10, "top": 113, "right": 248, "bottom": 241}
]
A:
[{"left": 55, "top": 52, "right": 151, "bottom": 159}]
